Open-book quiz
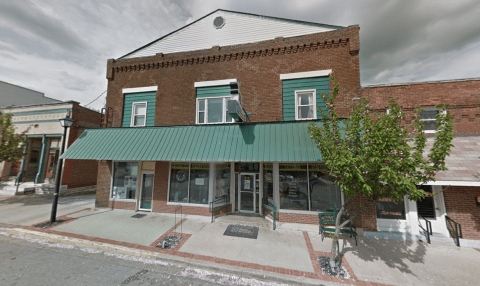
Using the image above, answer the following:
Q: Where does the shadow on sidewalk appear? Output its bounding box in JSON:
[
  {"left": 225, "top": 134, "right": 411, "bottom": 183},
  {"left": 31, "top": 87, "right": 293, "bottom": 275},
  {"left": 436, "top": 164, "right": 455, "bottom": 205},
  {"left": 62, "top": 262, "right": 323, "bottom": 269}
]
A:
[{"left": 340, "top": 236, "right": 427, "bottom": 275}]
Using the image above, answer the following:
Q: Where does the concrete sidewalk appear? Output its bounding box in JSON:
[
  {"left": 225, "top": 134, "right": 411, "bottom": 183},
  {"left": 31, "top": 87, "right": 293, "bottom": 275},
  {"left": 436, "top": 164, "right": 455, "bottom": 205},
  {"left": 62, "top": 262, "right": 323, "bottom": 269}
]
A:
[{"left": 0, "top": 197, "right": 479, "bottom": 286}]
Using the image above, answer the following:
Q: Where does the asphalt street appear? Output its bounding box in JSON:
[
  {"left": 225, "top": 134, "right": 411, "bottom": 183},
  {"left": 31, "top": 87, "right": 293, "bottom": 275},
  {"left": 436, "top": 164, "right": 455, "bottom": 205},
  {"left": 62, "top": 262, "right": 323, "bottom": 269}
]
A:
[{"left": 0, "top": 233, "right": 298, "bottom": 286}]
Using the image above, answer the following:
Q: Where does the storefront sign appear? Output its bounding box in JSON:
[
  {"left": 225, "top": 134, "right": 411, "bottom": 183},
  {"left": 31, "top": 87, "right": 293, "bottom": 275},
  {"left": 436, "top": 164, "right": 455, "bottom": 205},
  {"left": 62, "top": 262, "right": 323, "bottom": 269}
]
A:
[
  {"left": 376, "top": 202, "right": 406, "bottom": 220},
  {"left": 244, "top": 179, "right": 251, "bottom": 190}
]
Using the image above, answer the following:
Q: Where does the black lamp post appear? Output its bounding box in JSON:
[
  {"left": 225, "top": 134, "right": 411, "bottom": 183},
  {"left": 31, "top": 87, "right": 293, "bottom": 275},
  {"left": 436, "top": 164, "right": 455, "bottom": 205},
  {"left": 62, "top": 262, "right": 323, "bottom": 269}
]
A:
[{"left": 50, "top": 115, "right": 74, "bottom": 224}]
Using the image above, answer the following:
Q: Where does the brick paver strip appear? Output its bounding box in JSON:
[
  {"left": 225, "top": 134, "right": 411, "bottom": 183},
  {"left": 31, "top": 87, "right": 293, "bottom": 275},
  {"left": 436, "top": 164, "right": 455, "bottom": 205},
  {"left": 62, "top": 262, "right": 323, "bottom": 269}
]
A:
[
  {"left": 149, "top": 218, "right": 188, "bottom": 247},
  {"left": 0, "top": 220, "right": 396, "bottom": 285}
]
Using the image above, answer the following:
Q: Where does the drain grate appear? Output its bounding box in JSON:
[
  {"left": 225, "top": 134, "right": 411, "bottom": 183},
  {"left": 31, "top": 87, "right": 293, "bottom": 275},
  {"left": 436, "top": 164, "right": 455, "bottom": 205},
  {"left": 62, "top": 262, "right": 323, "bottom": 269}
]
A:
[
  {"left": 156, "top": 235, "right": 183, "bottom": 249},
  {"left": 131, "top": 214, "right": 147, "bottom": 219},
  {"left": 223, "top": 224, "right": 259, "bottom": 239}
]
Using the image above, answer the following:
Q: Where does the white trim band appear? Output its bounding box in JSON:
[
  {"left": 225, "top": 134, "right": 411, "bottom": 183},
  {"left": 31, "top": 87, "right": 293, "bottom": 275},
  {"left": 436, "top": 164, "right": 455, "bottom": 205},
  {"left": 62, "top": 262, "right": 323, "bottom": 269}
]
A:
[
  {"left": 280, "top": 69, "right": 332, "bottom": 80},
  {"left": 194, "top": 79, "right": 237, "bottom": 88},
  {"left": 122, "top": 86, "right": 158, "bottom": 94},
  {"left": 423, "top": 181, "right": 480, "bottom": 187}
]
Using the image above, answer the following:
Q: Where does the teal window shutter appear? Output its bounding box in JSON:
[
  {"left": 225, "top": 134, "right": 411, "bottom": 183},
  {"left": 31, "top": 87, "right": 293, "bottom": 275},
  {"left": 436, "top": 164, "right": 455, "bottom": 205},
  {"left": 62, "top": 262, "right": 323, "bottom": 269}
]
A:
[
  {"left": 122, "top": 92, "right": 156, "bottom": 127},
  {"left": 282, "top": 77, "right": 329, "bottom": 121}
]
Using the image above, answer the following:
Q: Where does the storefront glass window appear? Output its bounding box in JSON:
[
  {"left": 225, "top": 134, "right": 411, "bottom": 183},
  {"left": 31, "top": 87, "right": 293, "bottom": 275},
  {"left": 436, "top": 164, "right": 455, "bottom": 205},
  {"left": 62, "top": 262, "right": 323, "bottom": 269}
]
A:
[
  {"left": 189, "top": 163, "right": 209, "bottom": 204},
  {"left": 309, "top": 163, "right": 342, "bottom": 212},
  {"left": 279, "top": 164, "right": 309, "bottom": 210},
  {"left": 214, "top": 163, "right": 230, "bottom": 201},
  {"left": 112, "top": 162, "right": 138, "bottom": 199},
  {"left": 169, "top": 163, "right": 190, "bottom": 203},
  {"left": 263, "top": 163, "right": 274, "bottom": 204}
]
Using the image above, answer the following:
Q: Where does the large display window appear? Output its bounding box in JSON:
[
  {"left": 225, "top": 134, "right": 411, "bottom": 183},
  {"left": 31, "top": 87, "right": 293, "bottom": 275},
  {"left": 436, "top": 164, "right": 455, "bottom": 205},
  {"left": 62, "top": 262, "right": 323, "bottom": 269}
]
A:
[
  {"left": 279, "top": 163, "right": 342, "bottom": 212},
  {"left": 189, "top": 163, "right": 209, "bottom": 204},
  {"left": 112, "top": 162, "right": 138, "bottom": 200},
  {"left": 169, "top": 163, "right": 190, "bottom": 203},
  {"left": 214, "top": 163, "right": 231, "bottom": 201},
  {"left": 279, "top": 164, "right": 309, "bottom": 210},
  {"left": 308, "top": 164, "right": 342, "bottom": 212},
  {"left": 168, "top": 162, "right": 209, "bottom": 205}
]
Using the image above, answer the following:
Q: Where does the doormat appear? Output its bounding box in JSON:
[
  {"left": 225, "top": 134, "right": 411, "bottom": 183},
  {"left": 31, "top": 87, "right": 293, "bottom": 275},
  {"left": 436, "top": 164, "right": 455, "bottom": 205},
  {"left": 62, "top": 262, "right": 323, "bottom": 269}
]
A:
[
  {"left": 156, "top": 235, "right": 183, "bottom": 249},
  {"left": 223, "top": 224, "right": 259, "bottom": 239},
  {"left": 34, "top": 219, "right": 68, "bottom": 229},
  {"left": 131, "top": 214, "right": 147, "bottom": 218},
  {"left": 317, "top": 256, "right": 350, "bottom": 279}
]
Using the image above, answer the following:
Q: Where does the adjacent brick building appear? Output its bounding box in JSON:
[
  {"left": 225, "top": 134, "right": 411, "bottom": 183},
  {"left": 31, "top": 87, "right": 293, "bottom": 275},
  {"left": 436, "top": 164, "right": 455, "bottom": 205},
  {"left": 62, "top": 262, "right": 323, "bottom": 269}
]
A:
[{"left": 0, "top": 82, "right": 101, "bottom": 194}]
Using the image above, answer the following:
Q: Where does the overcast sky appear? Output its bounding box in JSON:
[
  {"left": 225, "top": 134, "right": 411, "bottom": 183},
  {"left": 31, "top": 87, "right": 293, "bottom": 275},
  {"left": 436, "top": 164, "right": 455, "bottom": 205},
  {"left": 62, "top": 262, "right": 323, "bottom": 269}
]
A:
[{"left": 1, "top": 0, "right": 480, "bottom": 110}]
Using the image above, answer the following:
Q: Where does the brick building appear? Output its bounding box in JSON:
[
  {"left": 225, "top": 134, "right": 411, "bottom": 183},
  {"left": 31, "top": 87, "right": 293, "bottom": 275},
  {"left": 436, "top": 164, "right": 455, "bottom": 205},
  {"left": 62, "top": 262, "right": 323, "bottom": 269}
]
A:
[
  {"left": 61, "top": 10, "right": 480, "bottom": 242},
  {"left": 0, "top": 81, "right": 102, "bottom": 194}
]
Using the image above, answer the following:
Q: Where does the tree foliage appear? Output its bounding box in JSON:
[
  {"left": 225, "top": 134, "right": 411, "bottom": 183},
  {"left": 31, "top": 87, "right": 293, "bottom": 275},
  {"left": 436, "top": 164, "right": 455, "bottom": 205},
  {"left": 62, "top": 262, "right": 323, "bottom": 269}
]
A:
[
  {"left": 0, "top": 111, "right": 28, "bottom": 162},
  {"left": 308, "top": 75, "right": 455, "bottom": 266}
]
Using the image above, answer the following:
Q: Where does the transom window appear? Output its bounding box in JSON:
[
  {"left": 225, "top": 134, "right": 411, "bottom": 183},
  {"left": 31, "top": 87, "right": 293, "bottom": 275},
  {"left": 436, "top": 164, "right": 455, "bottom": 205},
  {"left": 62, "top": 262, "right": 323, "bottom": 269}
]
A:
[
  {"left": 295, "top": 90, "right": 316, "bottom": 120},
  {"left": 131, "top": 102, "right": 147, "bottom": 127},
  {"left": 197, "top": 97, "right": 234, "bottom": 124}
]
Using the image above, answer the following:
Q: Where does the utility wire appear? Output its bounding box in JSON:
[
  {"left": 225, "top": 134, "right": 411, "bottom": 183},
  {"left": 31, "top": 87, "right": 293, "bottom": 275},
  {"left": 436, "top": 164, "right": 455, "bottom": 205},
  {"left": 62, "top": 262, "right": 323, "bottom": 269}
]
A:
[{"left": 85, "top": 90, "right": 107, "bottom": 107}]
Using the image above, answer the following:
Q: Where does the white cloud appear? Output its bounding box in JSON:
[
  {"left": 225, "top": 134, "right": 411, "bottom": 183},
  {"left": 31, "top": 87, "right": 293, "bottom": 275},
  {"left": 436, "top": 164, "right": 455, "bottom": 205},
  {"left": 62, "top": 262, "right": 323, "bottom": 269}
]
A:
[{"left": 0, "top": 0, "right": 479, "bottom": 110}]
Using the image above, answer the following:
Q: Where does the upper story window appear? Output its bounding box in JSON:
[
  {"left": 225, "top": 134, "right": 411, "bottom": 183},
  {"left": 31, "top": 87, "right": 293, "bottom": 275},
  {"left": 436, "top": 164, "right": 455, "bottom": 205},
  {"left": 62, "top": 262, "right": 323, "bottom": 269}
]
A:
[
  {"left": 295, "top": 90, "right": 317, "bottom": 120},
  {"left": 196, "top": 97, "right": 234, "bottom": 124},
  {"left": 280, "top": 70, "right": 331, "bottom": 122},
  {"left": 195, "top": 79, "right": 237, "bottom": 125},
  {"left": 420, "top": 108, "right": 444, "bottom": 133},
  {"left": 131, "top": 102, "right": 147, "bottom": 127},
  {"left": 122, "top": 86, "right": 157, "bottom": 128}
]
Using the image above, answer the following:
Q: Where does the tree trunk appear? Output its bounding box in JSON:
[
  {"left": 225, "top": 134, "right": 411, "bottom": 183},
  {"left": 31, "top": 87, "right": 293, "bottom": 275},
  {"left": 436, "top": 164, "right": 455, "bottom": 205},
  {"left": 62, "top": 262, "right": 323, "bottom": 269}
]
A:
[{"left": 329, "top": 205, "right": 345, "bottom": 268}]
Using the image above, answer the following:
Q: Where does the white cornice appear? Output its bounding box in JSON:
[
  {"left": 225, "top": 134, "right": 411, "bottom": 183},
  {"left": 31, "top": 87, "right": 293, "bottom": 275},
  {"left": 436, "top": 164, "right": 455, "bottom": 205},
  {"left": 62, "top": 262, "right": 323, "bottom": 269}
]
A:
[
  {"left": 423, "top": 181, "right": 480, "bottom": 187},
  {"left": 122, "top": 86, "right": 158, "bottom": 94},
  {"left": 280, "top": 69, "right": 332, "bottom": 80},
  {"left": 194, "top": 79, "right": 237, "bottom": 88}
]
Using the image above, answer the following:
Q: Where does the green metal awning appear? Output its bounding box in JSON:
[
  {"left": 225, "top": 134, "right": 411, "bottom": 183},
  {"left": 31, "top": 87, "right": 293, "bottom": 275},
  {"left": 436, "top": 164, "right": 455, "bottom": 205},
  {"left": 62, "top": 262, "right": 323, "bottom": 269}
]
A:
[{"left": 61, "top": 121, "right": 323, "bottom": 162}]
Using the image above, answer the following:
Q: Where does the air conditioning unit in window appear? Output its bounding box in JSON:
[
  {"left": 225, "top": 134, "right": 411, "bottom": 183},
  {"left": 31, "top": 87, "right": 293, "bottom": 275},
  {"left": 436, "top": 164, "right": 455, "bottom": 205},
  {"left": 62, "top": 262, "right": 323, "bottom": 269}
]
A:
[{"left": 227, "top": 81, "right": 247, "bottom": 123}]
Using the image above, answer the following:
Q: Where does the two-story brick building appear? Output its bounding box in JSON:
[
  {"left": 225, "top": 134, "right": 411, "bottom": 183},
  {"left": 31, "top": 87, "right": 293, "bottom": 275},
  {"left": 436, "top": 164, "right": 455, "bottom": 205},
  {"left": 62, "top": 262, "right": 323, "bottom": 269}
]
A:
[
  {"left": 62, "top": 10, "right": 480, "bottom": 243},
  {"left": 0, "top": 81, "right": 102, "bottom": 195}
]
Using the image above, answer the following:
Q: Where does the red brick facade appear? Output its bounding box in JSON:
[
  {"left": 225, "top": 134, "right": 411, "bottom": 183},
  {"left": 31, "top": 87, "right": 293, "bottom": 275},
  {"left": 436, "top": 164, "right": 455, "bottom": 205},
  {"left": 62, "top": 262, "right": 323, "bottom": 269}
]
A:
[
  {"left": 105, "top": 26, "right": 361, "bottom": 126},
  {"left": 443, "top": 186, "right": 480, "bottom": 240},
  {"left": 361, "top": 79, "right": 480, "bottom": 135},
  {"left": 62, "top": 103, "right": 102, "bottom": 188}
]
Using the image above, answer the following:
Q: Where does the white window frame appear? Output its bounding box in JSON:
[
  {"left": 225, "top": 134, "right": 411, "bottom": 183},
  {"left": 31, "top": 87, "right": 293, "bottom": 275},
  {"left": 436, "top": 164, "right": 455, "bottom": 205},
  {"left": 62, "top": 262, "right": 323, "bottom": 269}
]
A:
[
  {"left": 196, "top": 97, "right": 235, "bottom": 125},
  {"left": 131, "top": 102, "right": 147, "bottom": 127},
  {"left": 295, "top": 90, "right": 317, "bottom": 120},
  {"left": 420, "top": 108, "right": 446, "bottom": 134}
]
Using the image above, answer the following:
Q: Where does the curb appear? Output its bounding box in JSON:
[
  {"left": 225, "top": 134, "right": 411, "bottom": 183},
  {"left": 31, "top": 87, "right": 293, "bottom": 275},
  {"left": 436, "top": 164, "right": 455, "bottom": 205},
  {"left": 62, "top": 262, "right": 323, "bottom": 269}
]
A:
[{"left": 0, "top": 227, "right": 343, "bottom": 286}]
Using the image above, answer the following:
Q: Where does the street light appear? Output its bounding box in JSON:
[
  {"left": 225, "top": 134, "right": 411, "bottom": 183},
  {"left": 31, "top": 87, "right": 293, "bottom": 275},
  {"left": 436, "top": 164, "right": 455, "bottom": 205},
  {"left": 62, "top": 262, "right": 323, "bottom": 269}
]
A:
[{"left": 50, "top": 114, "right": 74, "bottom": 224}]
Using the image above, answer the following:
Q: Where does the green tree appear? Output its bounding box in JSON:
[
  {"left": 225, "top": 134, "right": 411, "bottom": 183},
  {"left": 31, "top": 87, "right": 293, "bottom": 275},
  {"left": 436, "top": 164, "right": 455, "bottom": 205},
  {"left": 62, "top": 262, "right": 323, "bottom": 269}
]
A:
[
  {"left": 0, "top": 111, "right": 28, "bottom": 163},
  {"left": 308, "top": 75, "right": 455, "bottom": 268}
]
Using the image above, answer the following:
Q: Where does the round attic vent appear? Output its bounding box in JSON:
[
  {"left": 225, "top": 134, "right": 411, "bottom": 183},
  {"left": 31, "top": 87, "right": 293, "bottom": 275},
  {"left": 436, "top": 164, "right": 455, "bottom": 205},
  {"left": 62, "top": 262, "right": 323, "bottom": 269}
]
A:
[{"left": 213, "top": 16, "right": 225, "bottom": 29}]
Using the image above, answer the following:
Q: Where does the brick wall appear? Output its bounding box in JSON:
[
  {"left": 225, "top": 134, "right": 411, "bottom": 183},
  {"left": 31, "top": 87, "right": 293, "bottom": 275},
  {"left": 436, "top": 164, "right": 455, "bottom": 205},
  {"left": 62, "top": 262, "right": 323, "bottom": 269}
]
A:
[
  {"left": 62, "top": 103, "right": 102, "bottom": 188},
  {"left": 361, "top": 79, "right": 480, "bottom": 135},
  {"left": 105, "top": 26, "right": 361, "bottom": 127},
  {"left": 95, "top": 160, "right": 112, "bottom": 208},
  {"left": 443, "top": 186, "right": 480, "bottom": 240}
]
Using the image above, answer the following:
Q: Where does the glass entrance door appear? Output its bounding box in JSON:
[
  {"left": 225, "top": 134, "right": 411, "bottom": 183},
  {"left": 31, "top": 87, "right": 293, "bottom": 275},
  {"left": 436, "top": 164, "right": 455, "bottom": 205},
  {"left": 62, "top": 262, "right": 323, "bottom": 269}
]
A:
[
  {"left": 139, "top": 172, "right": 154, "bottom": 211},
  {"left": 238, "top": 173, "right": 256, "bottom": 213}
]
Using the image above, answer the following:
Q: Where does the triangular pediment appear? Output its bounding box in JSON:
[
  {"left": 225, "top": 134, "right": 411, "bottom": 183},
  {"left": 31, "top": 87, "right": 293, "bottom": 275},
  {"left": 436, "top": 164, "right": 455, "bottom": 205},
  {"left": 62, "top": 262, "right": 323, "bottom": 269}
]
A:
[{"left": 121, "top": 10, "right": 343, "bottom": 59}]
